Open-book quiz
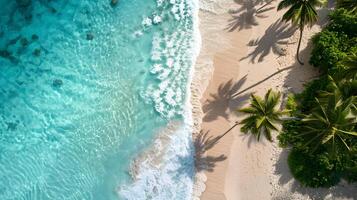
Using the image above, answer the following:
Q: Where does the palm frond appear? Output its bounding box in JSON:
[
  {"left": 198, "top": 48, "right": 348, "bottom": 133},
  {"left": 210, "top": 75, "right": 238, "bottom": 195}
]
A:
[
  {"left": 239, "top": 107, "right": 258, "bottom": 114},
  {"left": 340, "top": 55, "right": 357, "bottom": 79},
  {"left": 336, "top": 0, "right": 357, "bottom": 14},
  {"left": 239, "top": 89, "right": 284, "bottom": 142},
  {"left": 337, "top": 134, "right": 351, "bottom": 151},
  {"left": 300, "top": 89, "right": 357, "bottom": 153},
  {"left": 337, "top": 129, "right": 357, "bottom": 136},
  {"left": 277, "top": 0, "right": 296, "bottom": 10},
  {"left": 278, "top": 0, "right": 323, "bottom": 27}
]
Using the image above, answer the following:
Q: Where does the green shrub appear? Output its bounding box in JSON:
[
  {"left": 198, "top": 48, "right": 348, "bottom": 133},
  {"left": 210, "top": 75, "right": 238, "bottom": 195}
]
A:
[
  {"left": 342, "top": 144, "right": 357, "bottom": 182},
  {"left": 285, "top": 93, "right": 298, "bottom": 114},
  {"left": 297, "top": 76, "right": 329, "bottom": 112},
  {"left": 310, "top": 9, "right": 357, "bottom": 71},
  {"left": 288, "top": 149, "right": 340, "bottom": 187},
  {"left": 328, "top": 9, "right": 357, "bottom": 36},
  {"left": 310, "top": 31, "right": 349, "bottom": 70},
  {"left": 278, "top": 120, "right": 304, "bottom": 148},
  {"left": 279, "top": 8, "right": 357, "bottom": 189},
  {"left": 345, "top": 159, "right": 357, "bottom": 182}
]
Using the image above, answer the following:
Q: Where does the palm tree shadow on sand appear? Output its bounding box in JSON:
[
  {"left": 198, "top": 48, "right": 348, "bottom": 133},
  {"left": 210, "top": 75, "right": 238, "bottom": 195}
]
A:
[
  {"left": 175, "top": 127, "right": 239, "bottom": 177},
  {"left": 226, "top": 0, "right": 275, "bottom": 32},
  {"left": 202, "top": 75, "right": 250, "bottom": 122},
  {"left": 231, "top": 66, "right": 295, "bottom": 98},
  {"left": 171, "top": 130, "right": 228, "bottom": 179},
  {"left": 241, "top": 20, "right": 297, "bottom": 63},
  {"left": 239, "top": 129, "right": 267, "bottom": 148},
  {"left": 194, "top": 130, "right": 227, "bottom": 172}
]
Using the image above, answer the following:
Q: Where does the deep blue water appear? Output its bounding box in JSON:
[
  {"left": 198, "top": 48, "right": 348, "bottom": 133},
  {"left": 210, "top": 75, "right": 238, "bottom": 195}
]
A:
[{"left": 0, "top": 0, "right": 197, "bottom": 199}]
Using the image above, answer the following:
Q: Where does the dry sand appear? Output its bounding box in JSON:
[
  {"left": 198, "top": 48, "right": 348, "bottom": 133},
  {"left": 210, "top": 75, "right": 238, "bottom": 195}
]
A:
[{"left": 191, "top": 0, "right": 357, "bottom": 200}]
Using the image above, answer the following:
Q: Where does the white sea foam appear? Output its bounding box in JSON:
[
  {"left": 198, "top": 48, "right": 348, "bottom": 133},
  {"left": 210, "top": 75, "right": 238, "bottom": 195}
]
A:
[
  {"left": 142, "top": 17, "right": 153, "bottom": 26},
  {"left": 153, "top": 15, "right": 162, "bottom": 24},
  {"left": 118, "top": 0, "right": 201, "bottom": 199},
  {"left": 199, "top": 0, "right": 227, "bottom": 14},
  {"left": 143, "top": 4, "right": 195, "bottom": 118},
  {"left": 118, "top": 121, "right": 195, "bottom": 200}
]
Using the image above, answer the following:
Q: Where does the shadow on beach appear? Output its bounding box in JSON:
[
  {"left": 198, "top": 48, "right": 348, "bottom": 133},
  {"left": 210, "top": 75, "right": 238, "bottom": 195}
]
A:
[
  {"left": 202, "top": 76, "right": 250, "bottom": 122},
  {"left": 282, "top": 35, "right": 320, "bottom": 93},
  {"left": 230, "top": 21, "right": 321, "bottom": 98},
  {"left": 241, "top": 19, "right": 297, "bottom": 63},
  {"left": 226, "top": 0, "right": 275, "bottom": 32},
  {"left": 316, "top": 0, "right": 336, "bottom": 28},
  {"left": 239, "top": 130, "right": 267, "bottom": 148},
  {"left": 194, "top": 130, "right": 228, "bottom": 172}
]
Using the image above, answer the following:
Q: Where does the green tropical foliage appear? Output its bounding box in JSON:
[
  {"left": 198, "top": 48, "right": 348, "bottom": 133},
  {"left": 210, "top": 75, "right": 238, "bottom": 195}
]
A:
[
  {"left": 300, "top": 92, "right": 357, "bottom": 153},
  {"left": 328, "top": 8, "right": 357, "bottom": 36},
  {"left": 324, "top": 75, "right": 357, "bottom": 100},
  {"left": 310, "top": 31, "right": 350, "bottom": 71},
  {"left": 277, "top": 0, "right": 325, "bottom": 65},
  {"left": 288, "top": 149, "right": 340, "bottom": 187},
  {"left": 239, "top": 89, "right": 285, "bottom": 141},
  {"left": 340, "top": 55, "right": 357, "bottom": 79},
  {"left": 279, "top": 9, "right": 357, "bottom": 187},
  {"left": 310, "top": 9, "right": 357, "bottom": 71},
  {"left": 279, "top": 87, "right": 357, "bottom": 187},
  {"left": 336, "top": 0, "right": 357, "bottom": 14}
]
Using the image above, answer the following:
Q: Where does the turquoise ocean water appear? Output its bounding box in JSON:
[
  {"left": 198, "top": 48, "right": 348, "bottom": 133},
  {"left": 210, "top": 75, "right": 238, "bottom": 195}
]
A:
[{"left": 0, "top": 0, "right": 198, "bottom": 199}]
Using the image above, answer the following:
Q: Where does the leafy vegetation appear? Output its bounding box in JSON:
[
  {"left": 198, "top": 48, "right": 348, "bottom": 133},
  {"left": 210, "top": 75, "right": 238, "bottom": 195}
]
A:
[
  {"left": 278, "top": 8, "right": 357, "bottom": 187},
  {"left": 239, "top": 89, "right": 286, "bottom": 141},
  {"left": 336, "top": 0, "right": 357, "bottom": 14},
  {"left": 300, "top": 87, "right": 356, "bottom": 153},
  {"left": 277, "top": 0, "right": 325, "bottom": 65},
  {"left": 310, "top": 9, "right": 357, "bottom": 71},
  {"left": 288, "top": 149, "right": 340, "bottom": 187},
  {"left": 340, "top": 55, "right": 357, "bottom": 79}
]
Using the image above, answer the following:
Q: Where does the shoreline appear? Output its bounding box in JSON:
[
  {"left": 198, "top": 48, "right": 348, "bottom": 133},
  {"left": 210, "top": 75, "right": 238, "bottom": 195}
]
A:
[
  {"left": 118, "top": 1, "right": 202, "bottom": 198},
  {"left": 190, "top": 0, "right": 245, "bottom": 199}
]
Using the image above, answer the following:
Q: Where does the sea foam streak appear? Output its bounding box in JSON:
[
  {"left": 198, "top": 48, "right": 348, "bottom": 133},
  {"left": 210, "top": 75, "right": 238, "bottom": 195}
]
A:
[
  {"left": 141, "top": 0, "right": 196, "bottom": 119},
  {"left": 119, "top": 121, "right": 194, "bottom": 199},
  {"left": 118, "top": 0, "right": 200, "bottom": 199}
]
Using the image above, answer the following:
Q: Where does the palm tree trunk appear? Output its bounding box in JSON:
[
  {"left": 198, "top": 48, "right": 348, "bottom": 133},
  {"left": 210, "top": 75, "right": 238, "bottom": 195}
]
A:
[
  {"left": 231, "top": 66, "right": 294, "bottom": 98},
  {"left": 296, "top": 26, "right": 304, "bottom": 65},
  {"left": 215, "top": 121, "right": 239, "bottom": 142}
]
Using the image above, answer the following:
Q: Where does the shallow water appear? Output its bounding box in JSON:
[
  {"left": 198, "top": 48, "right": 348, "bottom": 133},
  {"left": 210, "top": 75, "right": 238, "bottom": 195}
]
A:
[{"left": 0, "top": 0, "right": 197, "bottom": 199}]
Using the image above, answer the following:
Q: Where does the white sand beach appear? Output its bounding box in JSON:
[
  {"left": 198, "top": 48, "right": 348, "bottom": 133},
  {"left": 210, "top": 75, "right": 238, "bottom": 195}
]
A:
[{"left": 191, "top": 0, "right": 357, "bottom": 199}]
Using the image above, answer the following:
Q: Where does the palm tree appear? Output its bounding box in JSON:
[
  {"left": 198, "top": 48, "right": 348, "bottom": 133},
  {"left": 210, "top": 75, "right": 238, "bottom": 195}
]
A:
[
  {"left": 239, "top": 89, "right": 286, "bottom": 141},
  {"left": 323, "top": 75, "right": 357, "bottom": 114},
  {"left": 340, "top": 55, "right": 357, "bottom": 79},
  {"left": 336, "top": 0, "right": 357, "bottom": 14},
  {"left": 277, "top": 0, "right": 325, "bottom": 65},
  {"left": 300, "top": 91, "right": 357, "bottom": 154}
]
